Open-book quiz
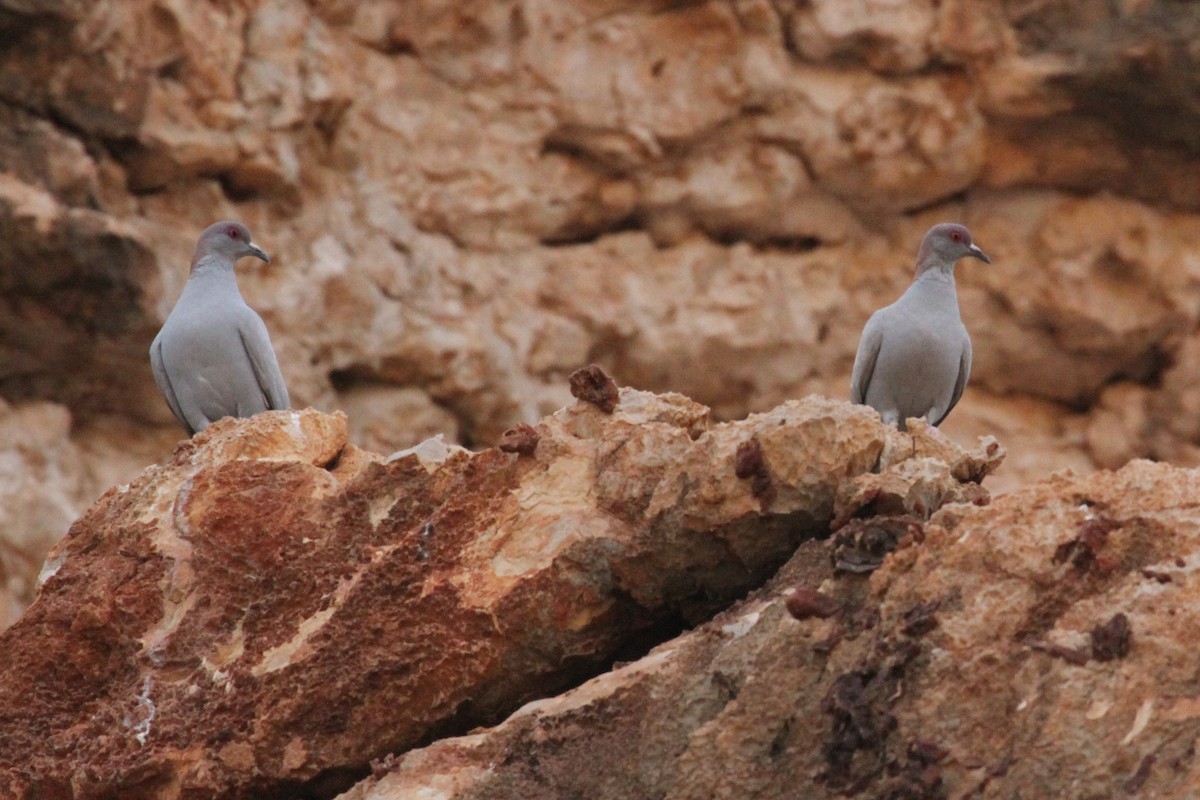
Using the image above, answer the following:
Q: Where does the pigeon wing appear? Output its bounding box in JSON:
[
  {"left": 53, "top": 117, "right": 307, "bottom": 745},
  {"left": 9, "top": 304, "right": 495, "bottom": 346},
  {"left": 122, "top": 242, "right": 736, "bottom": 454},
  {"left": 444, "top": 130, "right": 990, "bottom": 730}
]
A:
[
  {"left": 850, "top": 312, "right": 884, "bottom": 405},
  {"left": 237, "top": 310, "right": 290, "bottom": 412},
  {"left": 149, "top": 334, "right": 194, "bottom": 435},
  {"left": 933, "top": 336, "right": 972, "bottom": 427}
]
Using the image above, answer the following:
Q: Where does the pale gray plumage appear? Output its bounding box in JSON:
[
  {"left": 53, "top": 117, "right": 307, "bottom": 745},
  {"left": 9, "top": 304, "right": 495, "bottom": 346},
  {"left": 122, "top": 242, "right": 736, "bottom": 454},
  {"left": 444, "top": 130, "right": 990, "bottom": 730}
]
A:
[
  {"left": 850, "top": 223, "right": 990, "bottom": 431},
  {"left": 150, "top": 221, "right": 289, "bottom": 435}
]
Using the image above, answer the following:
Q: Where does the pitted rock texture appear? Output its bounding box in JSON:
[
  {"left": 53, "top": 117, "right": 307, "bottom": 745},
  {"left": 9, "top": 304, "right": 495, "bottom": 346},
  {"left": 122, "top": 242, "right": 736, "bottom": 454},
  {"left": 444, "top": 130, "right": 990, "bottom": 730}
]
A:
[
  {"left": 0, "top": 392, "right": 1001, "bottom": 799},
  {"left": 2, "top": 0, "right": 1200, "bottom": 624},
  {"left": 339, "top": 459, "right": 1200, "bottom": 800},
  {"left": 0, "top": 1, "right": 1197, "bottom": 796},
  {"left": 0, "top": 2, "right": 1197, "bottom": 511}
]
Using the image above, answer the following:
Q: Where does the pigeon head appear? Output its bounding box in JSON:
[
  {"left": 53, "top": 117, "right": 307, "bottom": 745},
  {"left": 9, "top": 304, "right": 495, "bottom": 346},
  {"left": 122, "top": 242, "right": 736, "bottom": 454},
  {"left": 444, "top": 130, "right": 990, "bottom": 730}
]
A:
[
  {"left": 195, "top": 220, "right": 270, "bottom": 266},
  {"left": 915, "top": 223, "right": 990, "bottom": 275}
]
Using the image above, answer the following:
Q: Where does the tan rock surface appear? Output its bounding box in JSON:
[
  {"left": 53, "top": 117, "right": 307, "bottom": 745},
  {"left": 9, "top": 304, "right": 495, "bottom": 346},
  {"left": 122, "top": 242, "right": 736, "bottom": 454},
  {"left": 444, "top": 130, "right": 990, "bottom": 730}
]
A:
[
  {"left": 340, "top": 458, "right": 1200, "bottom": 800},
  {"left": 0, "top": 390, "right": 1000, "bottom": 798},
  {"left": 1, "top": 0, "right": 1200, "bottom": 792},
  {"left": 0, "top": 1, "right": 1193, "bottom": 453},
  {"left": 0, "top": 2, "right": 1198, "bottom": 599}
]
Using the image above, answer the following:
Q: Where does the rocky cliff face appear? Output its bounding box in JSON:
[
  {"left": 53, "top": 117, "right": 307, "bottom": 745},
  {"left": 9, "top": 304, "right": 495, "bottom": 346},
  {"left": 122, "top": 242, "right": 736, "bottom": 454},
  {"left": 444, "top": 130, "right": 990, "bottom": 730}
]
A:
[
  {"left": 0, "top": 388, "right": 1007, "bottom": 799},
  {"left": 2, "top": 0, "right": 1200, "bottom": 796},
  {"left": 343, "top": 457, "right": 1200, "bottom": 800},
  {"left": 7, "top": 385, "right": 1200, "bottom": 800}
]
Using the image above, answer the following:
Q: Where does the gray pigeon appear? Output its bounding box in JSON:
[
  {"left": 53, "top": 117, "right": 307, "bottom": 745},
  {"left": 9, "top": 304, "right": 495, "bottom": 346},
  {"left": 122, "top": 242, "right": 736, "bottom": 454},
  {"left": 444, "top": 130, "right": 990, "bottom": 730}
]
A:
[
  {"left": 150, "top": 220, "right": 290, "bottom": 435},
  {"left": 850, "top": 223, "right": 991, "bottom": 430}
]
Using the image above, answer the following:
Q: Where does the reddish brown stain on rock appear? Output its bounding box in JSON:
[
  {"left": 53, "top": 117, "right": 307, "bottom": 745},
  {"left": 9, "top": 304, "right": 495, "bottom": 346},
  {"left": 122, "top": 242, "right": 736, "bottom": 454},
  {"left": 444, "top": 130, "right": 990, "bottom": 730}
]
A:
[
  {"left": 497, "top": 423, "right": 540, "bottom": 456},
  {"left": 785, "top": 587, "right": 841, "bottom": 620},
  {"left": 733, "top": 437, "right": 765, "bottom": 480},
  {"left": 901, "top": 600, "right": 940, "bottom": 638},
  {"left": 1026, "top": 638, "right": 1090, "bottom": 666},
  {"left": 734, "top": 437, "right": 776, "bottom": 507},
  {"left": 1123, "top": 753, "right": 1156, "bottom": 793},
  {"left": 1053, "top": 516, "right": 1120, "bottom": 571},
  {"left": 568, "top": 364, "right": 620, "bottom": 413},
  {"left": 1090, "top": 613, "right": 1132, "bottom": 662},
  {"left": 830, "top": 516, "right": 925, "bottom": 574}
]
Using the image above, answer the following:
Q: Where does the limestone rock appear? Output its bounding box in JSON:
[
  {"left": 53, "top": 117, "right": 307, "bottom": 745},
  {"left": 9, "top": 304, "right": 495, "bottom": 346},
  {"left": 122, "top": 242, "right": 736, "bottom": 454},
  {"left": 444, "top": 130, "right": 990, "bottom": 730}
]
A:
[
  {"left": 0, "top": 392, "right": 999, "bottom": 798},
  {"left": 338, "top": 459, "right": 1200, "bottom": 800},
  {"left": 338, "top": 384, "right": 461, "bottom": 456},
  {"left": 939, "top": 389, "right": 1094, "bottom": 496},
  {"left": 786, "top": 0, "right": 938, "bottom": 74},
  {"left": 0, "top": 401, "right": 83, "bottom": 629},
  {"left": 0, "top": 0, "right": 1197, "bottom": 515},
  {"left": 5, "top": 0, "right": 1200, "bottom": 715},
  {"left": 0, "top": 177, "right": 160, "bottom": 419}
]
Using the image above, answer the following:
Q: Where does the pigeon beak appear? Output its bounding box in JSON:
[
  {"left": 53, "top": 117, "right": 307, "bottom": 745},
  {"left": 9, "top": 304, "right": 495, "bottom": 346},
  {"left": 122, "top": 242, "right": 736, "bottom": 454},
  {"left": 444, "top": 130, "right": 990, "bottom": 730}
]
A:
[
  {"left": 967, "top": 243, "right": 991, "bottom": 264},
  {"left": 247, "top": 243, "right": 271, "bottom": 264}
]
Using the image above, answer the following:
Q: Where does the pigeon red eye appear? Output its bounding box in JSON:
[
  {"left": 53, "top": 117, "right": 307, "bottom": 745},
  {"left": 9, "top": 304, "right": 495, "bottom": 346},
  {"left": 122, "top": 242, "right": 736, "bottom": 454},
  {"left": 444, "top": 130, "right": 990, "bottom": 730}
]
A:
[
  {"left": 227, "top": 227, "right": 239, "bottom": 239},
  {"left": 951, "top": 231, "right": 962, "bottom": 241}
]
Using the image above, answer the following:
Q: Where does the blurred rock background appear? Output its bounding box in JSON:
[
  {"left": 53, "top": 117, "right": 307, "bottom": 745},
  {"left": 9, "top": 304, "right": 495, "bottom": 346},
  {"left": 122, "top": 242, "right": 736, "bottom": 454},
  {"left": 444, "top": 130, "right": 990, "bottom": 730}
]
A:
[{"left": 1, "top": 0, "right": 1198, "bottom": 625}]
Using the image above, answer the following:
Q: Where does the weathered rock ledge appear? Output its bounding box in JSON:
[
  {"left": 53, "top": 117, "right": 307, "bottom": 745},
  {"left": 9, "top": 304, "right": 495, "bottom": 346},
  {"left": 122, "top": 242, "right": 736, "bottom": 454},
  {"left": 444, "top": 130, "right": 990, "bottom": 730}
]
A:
[
  {"left": 346, "top": 461, "right": 1200, "bottom": 800},
  {"left": 0, "top": 386, "right": 1000, "bottom": 799}
]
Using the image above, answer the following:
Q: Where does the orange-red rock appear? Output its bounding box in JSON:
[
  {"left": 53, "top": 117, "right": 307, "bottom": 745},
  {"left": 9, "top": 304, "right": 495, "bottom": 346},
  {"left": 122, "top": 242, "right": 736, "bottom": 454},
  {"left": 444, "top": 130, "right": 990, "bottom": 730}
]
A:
[{"left": 0, "top": 393, "right": 999, "bottom": 798}]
